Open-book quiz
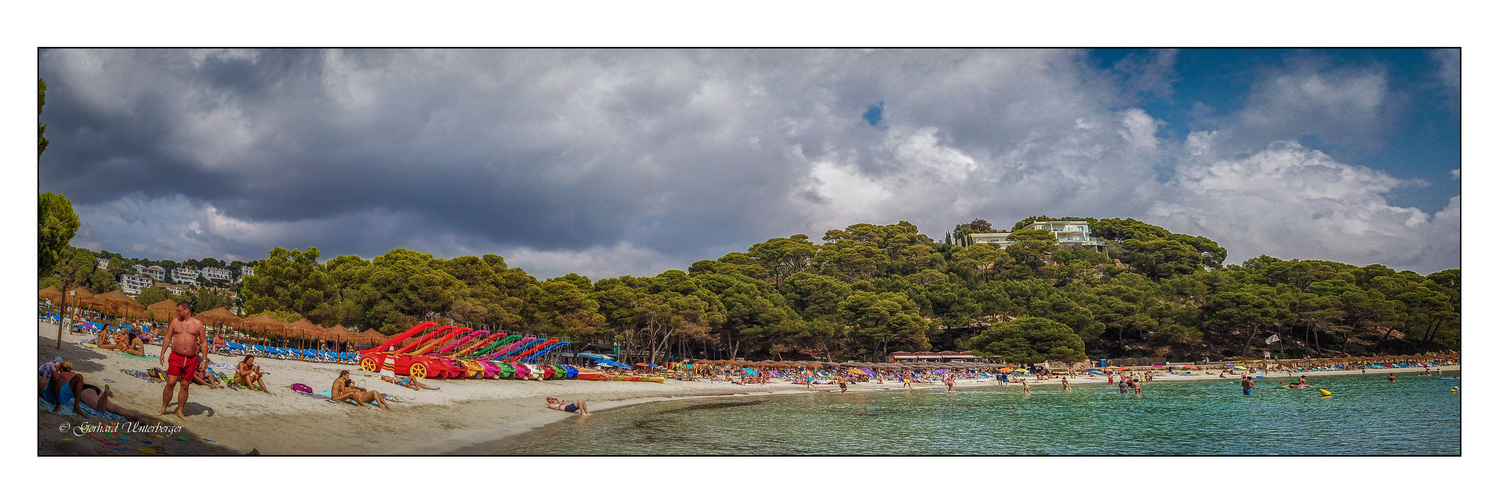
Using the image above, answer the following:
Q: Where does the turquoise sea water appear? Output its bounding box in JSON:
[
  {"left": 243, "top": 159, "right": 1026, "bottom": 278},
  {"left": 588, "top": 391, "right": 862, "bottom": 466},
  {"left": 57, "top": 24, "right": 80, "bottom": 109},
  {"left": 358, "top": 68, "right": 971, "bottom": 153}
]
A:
[{"left": 481, "top": 372, "right": 1460, "bottom": 455}]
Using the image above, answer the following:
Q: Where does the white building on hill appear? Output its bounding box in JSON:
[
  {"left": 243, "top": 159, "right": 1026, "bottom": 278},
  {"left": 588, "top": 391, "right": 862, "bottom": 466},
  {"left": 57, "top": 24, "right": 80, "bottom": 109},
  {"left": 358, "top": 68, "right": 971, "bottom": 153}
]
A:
[
  {"left": 119, "top": 274, "right": 154, "bottom": 295},
  {"left": 1021, "top": 220, "right": 1107, "bottom": 251},
  {"left": 171, "top": 267, "right": 199, "bottom": 284},
  {"left": 200, "top": 267, "right": 232, "bottom": 281},
  {"left": 96, "top": 257, "right": 110, "bottom": 270},
  {"left": 135, "top": 265, "right": 167, "bottom": 281}
]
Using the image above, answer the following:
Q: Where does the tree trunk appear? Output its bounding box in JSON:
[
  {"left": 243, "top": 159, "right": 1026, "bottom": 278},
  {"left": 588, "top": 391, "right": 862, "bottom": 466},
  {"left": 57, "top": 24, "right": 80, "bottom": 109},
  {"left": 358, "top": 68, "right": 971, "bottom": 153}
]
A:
[{"left": 1241, "top": 325, "right": 1260, "bottom": 356}]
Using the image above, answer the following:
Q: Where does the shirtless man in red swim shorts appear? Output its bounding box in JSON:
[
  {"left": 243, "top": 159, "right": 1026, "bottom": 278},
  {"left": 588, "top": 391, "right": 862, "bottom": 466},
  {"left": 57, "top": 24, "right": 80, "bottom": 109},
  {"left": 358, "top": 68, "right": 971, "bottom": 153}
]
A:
[{"left": 158, "top": 302, "right": 208, "bottom": 418}]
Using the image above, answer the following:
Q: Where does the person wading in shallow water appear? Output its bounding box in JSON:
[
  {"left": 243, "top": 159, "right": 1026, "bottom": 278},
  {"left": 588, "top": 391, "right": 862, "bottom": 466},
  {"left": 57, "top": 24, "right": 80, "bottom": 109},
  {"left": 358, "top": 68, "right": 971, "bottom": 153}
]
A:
[
  {"left": 1241, "top": 375, "right": 1255, "bottom": 395},
  {"left": 837, "top": 374, "right": 848, "bottom": 394}
]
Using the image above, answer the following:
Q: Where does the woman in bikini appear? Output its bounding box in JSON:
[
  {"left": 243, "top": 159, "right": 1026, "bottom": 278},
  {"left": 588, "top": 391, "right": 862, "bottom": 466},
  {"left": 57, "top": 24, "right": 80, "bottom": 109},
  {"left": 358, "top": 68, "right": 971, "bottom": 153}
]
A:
[
  {"left": 332, "top": 370, "right": 391, "bottom": 410},
  {"left": 381, "top": 375, "right": 440, "bottom": 391},
  {"left": 44, "top": 362, "right": 142, "bottom": 422},
  {"left": 120, "top": 330, "right": 146, "bottom": 357},
  {"left": 234, "top": 355, "right": 271, "bottom": 393}
]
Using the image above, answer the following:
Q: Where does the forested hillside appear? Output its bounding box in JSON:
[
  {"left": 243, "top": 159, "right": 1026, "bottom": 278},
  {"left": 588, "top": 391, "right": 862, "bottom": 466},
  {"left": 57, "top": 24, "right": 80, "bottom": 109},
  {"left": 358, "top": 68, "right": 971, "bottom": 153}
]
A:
[{"left": 46, "top": 217, "right": 1461, "bottom": 364}]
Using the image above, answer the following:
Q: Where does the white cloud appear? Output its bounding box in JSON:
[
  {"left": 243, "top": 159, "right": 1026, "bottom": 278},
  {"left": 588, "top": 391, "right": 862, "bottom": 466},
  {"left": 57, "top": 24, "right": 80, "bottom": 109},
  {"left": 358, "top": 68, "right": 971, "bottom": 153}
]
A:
[
  {"left": 1430, "top": 49, "right": 1460, "bottom": 96},
  {"left": 501, "top": 242, "right": 682, "bottom": 280},
  {"left": 1213, "top": 59, "right": 1394, "bottom": 155},
  {"left": 1150, "top": 142, "right": 1458, "bottom": 272},
  {"left": 43, "top": 49, "right": 1457, "bottom": 278}
]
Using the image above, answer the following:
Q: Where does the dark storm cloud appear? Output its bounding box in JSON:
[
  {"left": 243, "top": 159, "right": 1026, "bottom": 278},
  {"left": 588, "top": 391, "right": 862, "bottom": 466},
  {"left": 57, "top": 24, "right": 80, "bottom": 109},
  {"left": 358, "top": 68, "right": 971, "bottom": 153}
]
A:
[{"left": 42, "top": 49, "right": 1459, "bottom": 277}]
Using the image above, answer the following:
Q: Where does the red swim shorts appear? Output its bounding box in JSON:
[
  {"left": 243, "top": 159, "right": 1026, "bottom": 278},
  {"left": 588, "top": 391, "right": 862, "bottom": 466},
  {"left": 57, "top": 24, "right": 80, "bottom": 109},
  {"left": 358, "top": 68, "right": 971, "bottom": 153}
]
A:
[{"left": 168, "top": 352, "right": 198, "bottom": 378}]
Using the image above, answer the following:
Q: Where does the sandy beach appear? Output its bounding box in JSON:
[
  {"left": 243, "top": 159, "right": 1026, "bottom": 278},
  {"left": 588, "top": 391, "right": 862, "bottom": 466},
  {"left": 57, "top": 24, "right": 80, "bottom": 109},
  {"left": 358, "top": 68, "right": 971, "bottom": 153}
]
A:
[{"left": 36, "top": 320, "right": 1459, "bottom": 455}]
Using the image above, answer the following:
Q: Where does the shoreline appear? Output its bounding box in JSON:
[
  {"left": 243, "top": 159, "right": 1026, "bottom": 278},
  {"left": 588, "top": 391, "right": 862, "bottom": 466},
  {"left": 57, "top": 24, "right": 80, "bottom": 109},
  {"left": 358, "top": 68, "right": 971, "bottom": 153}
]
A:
[{"left": 36, "top": 321, "right": 1458, "bottom": 455}]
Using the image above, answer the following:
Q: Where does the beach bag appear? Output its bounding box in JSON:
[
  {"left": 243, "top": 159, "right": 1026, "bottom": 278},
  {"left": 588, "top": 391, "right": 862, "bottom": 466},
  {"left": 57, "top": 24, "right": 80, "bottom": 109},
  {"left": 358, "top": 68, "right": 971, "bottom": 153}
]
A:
[{"left": 291, "top": 383, "right": 312, "bottom": 393}]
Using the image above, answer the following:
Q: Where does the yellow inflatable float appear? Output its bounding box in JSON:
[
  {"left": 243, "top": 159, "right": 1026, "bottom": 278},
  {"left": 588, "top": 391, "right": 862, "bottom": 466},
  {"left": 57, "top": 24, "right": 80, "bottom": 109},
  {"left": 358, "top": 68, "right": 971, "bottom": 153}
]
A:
[{"left": 1318, "top": 389, "right": 1332, "bottom": 397}]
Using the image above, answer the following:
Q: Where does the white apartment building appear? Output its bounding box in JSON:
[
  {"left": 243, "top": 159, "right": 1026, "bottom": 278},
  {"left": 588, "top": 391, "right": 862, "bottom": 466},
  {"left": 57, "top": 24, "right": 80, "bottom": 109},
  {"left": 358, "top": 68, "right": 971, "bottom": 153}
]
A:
[
  {"left": 200, "top": 267, "right": 232, "bottom": 281},
  {"left": 163, "top": 284, "right": 192, "bottom": 296},
  {"left": 237, "top": 266, "right": 254, "bottom": 283},
  {"left": 118, "top": 274, "right": 154, "bottom": 295},
  {"left": 96, "top": 257, "right": 110, "bottom": 270},
  {"left": 965, "top": 221, "right": 1108, "bottom": 251},
  {"left": 171, "top": 267, "right": 199, "bottom": 284},
  {"left": 1021, "top": 220, "right": 1107, "bottom": 251},
  {"left": 134, "top": 265, "right": 167, "bottom": 281}
]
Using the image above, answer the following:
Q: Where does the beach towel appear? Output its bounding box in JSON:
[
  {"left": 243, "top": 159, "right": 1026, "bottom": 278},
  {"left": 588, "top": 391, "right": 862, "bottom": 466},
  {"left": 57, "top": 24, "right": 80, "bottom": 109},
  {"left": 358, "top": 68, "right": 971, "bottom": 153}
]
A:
[
  {"left": 39, "top": 394, "right": 126, "bottom": 420},
  {"left": 121, "top": 368, "right": 165, "bottom": 383},
  {"left": 116, "top": 352, "right": 156, "bottom": 360},
  {"left": 316, "top": 389, "right": 403, "bottom": 405}
]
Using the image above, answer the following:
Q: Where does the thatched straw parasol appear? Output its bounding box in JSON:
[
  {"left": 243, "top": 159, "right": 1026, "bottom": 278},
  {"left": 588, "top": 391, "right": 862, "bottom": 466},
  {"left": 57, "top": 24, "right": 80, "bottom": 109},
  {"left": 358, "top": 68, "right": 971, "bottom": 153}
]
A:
[
  {"left": 146, "top": 299, "right": 177, "bottom": 322},
  {"left": 197, "top": 307, "right": 242, "bottom": 330},
  {"left": 67, "top": 287, "right": 94, "bottom": 311},
  {"left": 358, "top": 328, "right": 389, "bottom": 347},
  {"left": 89, "top": 290, "right": 147, "bottom": 319},
  {"left": 242, "top": 313, "right": 286, "bottom": 339},
  {"left": 39, "top": 286, "right": 63, "bottom": 303},
  {"left": 325, "top": 324, "right": 357, "bottom": 345},
  {"left": 287, "top": 318, "right": 324, "bottom": 340}
]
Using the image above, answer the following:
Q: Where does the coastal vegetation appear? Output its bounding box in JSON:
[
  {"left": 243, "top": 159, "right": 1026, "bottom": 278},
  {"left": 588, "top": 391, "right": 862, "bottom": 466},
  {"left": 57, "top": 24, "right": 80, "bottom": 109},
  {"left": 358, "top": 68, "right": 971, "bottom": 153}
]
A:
[{"left": 44, "top": 216, "right": 1460, "bottom": 364}]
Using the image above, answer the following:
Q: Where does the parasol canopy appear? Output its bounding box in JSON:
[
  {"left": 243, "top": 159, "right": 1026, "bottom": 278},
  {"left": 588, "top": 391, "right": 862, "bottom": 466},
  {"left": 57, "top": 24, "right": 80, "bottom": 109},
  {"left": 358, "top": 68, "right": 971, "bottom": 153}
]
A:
[
  {"left": 287, "top": 318, "right": 324, "bottom": 340},
  {"left": 89, "top": 290, "right": 147, "bottom": 319},
  {"left": 39, "top": 286, "right": 63, "bottom": 303},
  {"left": 242, "top": 313, "right": 287, "bottom": 337},
  {"left": 325, "top": 324, "right": 357, "bottom": 343},
  {"left": 197, "top": 307, "right": 241, "bottom": 329},
  {"left": 359, "top": 328, "right": 389, "bottom": 344},
  {"left": 67, "top": 287, "right": 95, "bottom": 308},
  {"left": 146, "top": 299, "right": 178, "bottom": 322}
]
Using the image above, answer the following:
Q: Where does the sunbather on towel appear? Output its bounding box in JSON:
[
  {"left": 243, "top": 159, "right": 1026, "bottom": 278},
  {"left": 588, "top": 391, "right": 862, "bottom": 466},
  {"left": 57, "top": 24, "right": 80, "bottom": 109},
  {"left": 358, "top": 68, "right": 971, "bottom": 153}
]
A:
[
  {"left": 43, "top": 361, "right": 83, "bottom": 415},
  {"left": 122, "top": 330, "right": 146, "bottom": 357},
  {"left": 234, "top": 355, "right": 271, "bottom": 393},
  {"left": 381, "top": 375, "right": 439, "bottom": 391},
  {"left": 332, "top": 370, "right": 390, "bottom": 410},
  {"left": 76, "top": 381, "right": 142, "bottom": 423},
  {"left": 192, "top": 358, "right": 223, "bottom": 389},
  {"left": 546, "top": 397, "right": 589, "bottom": 416}
]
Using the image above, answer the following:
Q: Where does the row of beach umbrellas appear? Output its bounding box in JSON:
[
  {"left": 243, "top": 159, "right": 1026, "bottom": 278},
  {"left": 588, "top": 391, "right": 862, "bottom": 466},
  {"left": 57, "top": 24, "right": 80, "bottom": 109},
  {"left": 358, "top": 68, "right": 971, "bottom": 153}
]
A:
[{"left": 40, "top": 285, "right": 388, "bottom": 345}]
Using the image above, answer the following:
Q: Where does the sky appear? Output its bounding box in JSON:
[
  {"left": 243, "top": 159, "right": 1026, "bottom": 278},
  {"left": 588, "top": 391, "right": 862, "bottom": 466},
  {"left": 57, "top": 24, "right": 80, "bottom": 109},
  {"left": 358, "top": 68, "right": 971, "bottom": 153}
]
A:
[{"left": 37, "top": 49, "right": 1461, "bottom": 278}]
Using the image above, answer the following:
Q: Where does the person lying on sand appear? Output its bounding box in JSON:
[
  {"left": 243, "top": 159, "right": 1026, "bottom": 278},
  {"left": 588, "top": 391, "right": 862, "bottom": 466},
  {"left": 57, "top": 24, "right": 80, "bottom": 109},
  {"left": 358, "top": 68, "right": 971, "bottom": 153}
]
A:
[
  {"left": 77, "top": 380, "right": 143, "bottom": 423},
  {"left": 381, "top": 375, "right": 439, "bottom": 391},
  {"left": 333, "top": 370, "right": 390, "bottom": 410},
  {"left": 234, "top": 355, "right": 271, "bottom": 393},
  {"left": 546, "top": 397, "right": 589, "bottom": 416}
]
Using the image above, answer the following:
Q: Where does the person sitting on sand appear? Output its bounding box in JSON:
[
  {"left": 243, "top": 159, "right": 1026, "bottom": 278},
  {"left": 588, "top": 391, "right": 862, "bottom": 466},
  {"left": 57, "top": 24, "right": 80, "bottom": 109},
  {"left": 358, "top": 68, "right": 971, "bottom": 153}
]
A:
[
  {"left": 546, "top": 397, "right": 590, "bottom": 416},
  {"left": 193, "top": 357, "right": 224, "bottom": 389},
  {"left": 333, "top": 370, "right": 391, "bottom": 410},
  {"left": 39, "top": 356, "right": 63, "bottom": 394},
  {"left": 234, "top": 355, "right": 271, "bottom": 393},
  {"left": 120, "top": 330, "right": 146, "bottom": 357}
]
